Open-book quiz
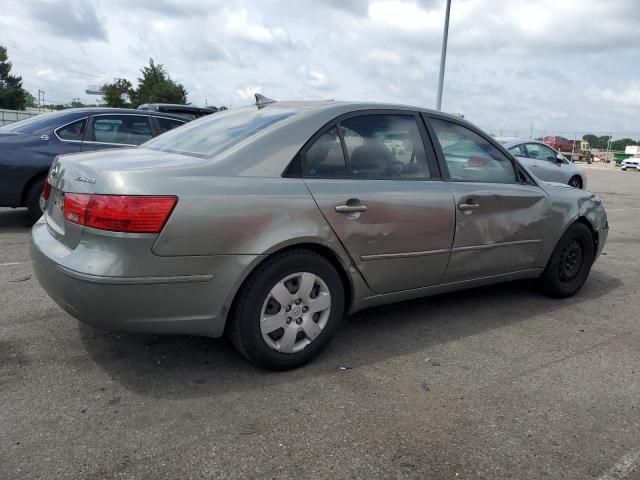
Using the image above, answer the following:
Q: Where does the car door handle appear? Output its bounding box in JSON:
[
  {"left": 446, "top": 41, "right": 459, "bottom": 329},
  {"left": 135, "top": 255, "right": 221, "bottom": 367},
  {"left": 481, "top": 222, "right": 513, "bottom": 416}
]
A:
[
  {"left": 531, "top": 163, "right": 540, "bottom": 167},
  {"left": 335, "top": 204, "right": 368, "bottom": 213},
  {"left": 458, "top": 203, "right": 480, "bottom": 211}
]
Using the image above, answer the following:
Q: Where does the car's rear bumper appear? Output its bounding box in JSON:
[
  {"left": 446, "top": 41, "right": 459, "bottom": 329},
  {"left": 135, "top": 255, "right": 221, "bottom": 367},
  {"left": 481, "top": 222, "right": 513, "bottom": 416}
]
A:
[{"left": 30, "top": 219, "right": 260, "bottom": 338}]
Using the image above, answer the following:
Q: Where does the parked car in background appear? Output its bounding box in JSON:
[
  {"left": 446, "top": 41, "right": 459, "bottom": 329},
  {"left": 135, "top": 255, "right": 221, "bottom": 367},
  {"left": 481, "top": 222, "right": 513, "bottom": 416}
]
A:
[
  {"left": 137, "top": 103, "right": 217, "bottom": 120},
  {"left": 0, "top": 108, "right": 187, "bottom": 219},
  {"left": 621, "top": 155, "right": 640, "bottom": 171},
  {"left": 497, "top": 138, "right": 587, "bottom": 189},
  {"left": 32, "top": 98, "right": 608, "bottom": 370}
]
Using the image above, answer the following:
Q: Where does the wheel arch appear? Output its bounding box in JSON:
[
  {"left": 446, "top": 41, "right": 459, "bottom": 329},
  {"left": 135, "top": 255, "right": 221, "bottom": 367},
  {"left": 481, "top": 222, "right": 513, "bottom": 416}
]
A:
[
  {"left": 223, "top": 242, "right": 360, "bottom": 333},
  {"left": 20, "top": 170, "right": 48, "bottom": 206}
]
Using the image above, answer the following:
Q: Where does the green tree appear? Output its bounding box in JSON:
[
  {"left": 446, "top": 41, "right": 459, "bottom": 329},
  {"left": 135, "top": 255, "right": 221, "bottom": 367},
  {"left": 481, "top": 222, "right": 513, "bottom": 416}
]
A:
[
  {"left": 101, "top": 78, "right": 134, "bottom": 108},
  {"left": 0, "top": 45, "right": 30, "bottom": 110},
  {"left": 24, "top": 91, "right": 37, "bottom": 108},
  {"left": 582, "top": 134, "right": 611, "bottom": 150},
  {"left": 132, "top": 58, "right": 187, "bottom": 106},
  {"left": 610, "top": 138, "right": 638, "bottom": 152}
]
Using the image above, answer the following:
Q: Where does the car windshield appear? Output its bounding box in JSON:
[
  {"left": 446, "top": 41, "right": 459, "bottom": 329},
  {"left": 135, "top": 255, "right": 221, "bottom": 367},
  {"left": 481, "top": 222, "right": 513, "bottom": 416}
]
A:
[
  {"left": 142, "top": 105, "right": 298, "bottom": 157},
  {"left": 0, "top": 110, "right": 72, "bottom": 134}
]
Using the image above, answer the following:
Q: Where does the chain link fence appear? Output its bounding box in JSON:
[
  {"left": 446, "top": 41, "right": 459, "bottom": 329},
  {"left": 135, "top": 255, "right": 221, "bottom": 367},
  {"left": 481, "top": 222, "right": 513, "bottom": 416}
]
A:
[{"left": 0, "top": 108, "right": 43, "bottom": 127}]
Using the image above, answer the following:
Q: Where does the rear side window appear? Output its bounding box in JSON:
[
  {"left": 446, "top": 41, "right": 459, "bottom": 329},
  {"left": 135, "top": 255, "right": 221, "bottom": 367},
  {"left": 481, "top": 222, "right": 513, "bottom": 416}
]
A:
[
  {"left": 56, "top": 119, "right": 87, "bottom": 141},
  {"left": 90, "top": 115, "right": 153, "bottom": 145},
  {"left": 155, "top": 117, "right": 186, "bottom": 134},
  {"left": 430, "top": 119, "right": 516, "bottom": 184},
  {"left": 508, "top": 144, "right": 527, "bottom": 157},
  {"left": 303, "top": 127, "right": 347, "bottom": 178},
  {"left": 340, "top": 115, "right": 431, "bottom": 179}
]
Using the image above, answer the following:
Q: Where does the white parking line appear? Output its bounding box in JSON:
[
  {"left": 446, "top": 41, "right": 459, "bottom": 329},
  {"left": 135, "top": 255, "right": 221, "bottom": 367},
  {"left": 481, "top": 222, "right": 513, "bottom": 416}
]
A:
[
  {"left": 606, "top": 207, "right": 640, "bottom": 212},
  {"left": 0, "top": 261, "right": 27, "bottom": 266},
  {"left": 598, "top": 449, "right": 640, "bottom": 480}
]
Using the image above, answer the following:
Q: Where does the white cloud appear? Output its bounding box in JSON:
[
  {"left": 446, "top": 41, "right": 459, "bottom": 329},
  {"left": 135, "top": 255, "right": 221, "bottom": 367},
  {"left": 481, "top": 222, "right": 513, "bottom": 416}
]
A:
[
  {"left": 2, "top": 0, "right": 639, "bottom": 136},
  {"left": 224, "top": 8, "right": 290, "bottom": 45}
]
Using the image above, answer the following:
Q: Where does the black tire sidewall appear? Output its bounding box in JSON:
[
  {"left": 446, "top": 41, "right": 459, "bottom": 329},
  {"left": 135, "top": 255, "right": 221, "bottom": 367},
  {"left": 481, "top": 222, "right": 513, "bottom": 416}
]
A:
[
  {"left": 233, "top": 252, "right": 345, "bottom": 370},
  {"left": 542, "top": 223, "right": 595, "bottom": 297},
  {"left": 26, "top": 178, "right": 45, "bottom": 221}
]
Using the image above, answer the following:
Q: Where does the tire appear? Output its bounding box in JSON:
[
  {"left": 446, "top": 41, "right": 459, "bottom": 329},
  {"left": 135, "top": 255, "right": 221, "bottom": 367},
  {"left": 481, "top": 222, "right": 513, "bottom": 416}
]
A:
[
  {"left": 541, "top": 222, "right": 595, "bottom": 298},
  {"left": 568, "top": 176, "right": 582, "bottom": 189},
  {"left": 621, "top": 167, "right": 627, "bottom": 171},
  {"left": 228, "top": 250, "right": 345, "bottom": 370},
  {"left": 25, "top": 177, "right": 45, "bottom": 222}
]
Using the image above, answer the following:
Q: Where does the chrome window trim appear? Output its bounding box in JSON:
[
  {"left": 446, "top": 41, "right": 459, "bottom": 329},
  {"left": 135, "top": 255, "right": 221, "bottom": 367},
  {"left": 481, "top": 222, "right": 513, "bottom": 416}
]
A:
[{"left": 82, "top": 140, "right": 137, "bottom": 147}]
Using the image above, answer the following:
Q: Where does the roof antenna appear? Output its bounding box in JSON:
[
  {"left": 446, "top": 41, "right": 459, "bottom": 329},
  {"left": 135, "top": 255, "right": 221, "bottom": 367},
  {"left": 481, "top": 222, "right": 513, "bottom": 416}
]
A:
[{"left": 255, "top": 93, "right": 276, "bottom": 107}]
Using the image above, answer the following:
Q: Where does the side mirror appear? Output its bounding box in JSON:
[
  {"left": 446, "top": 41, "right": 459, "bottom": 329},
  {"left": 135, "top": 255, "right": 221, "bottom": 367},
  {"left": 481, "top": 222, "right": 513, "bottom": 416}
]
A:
[{"left": 556, "top": 154, "right": 564, "bottom": 164}]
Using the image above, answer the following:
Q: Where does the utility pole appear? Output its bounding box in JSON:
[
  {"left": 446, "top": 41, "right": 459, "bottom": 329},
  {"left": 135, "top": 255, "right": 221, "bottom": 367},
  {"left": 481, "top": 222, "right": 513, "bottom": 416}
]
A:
[
  {"left": 436, "top": 0, "right": 452, "bottom": 111},
  {"left": 38, "top": 89, "right": 45, "bottom": 112}
]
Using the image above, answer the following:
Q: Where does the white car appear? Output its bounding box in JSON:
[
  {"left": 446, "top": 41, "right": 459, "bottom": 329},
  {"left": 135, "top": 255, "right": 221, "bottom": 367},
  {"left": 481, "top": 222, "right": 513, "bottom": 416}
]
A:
[{"left": 621, "top": 156, "right": 640, "bottom": 171}]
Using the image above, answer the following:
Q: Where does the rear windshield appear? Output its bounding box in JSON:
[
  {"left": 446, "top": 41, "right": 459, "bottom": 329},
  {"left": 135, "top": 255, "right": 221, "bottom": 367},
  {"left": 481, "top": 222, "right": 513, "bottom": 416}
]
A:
[
  {"left": 142, "top": 105, "right": 297, "bottom": 157},
  {"left": 0, "top": 110, "right": 72, "bottom": 134}
]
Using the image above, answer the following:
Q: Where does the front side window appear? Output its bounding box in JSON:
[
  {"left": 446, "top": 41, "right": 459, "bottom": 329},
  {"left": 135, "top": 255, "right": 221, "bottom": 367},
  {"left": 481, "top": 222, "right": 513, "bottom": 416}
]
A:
[
  {"left": 90, "top": 115, "right": 153, "bottom": 145},
  {"left": 525, "top": 143, "right": 557, "bottom": 162},
  {"left": 508, "top": 144, "right": 527, "bottom": 157},
  {"left": 155, "top": 117, "right": 186, "bottom": 134},
  {"left": 340, "top": 114, "right": 431, "bottom": 179},
  {"left": 303, "top": 127, "right": 347, "bottom": 178},
  {"left": 56, "top": 119, "right": 87, "bottom": 141},
  {"left": 430, "top": 119, "right": 516, "bottom": 183}
]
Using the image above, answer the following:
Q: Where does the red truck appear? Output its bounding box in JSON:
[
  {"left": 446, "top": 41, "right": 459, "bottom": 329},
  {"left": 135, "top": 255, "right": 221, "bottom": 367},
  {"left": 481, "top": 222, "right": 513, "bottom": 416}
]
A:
[{"left": 543, "top": 136, "right": 593, "bottom": 163}]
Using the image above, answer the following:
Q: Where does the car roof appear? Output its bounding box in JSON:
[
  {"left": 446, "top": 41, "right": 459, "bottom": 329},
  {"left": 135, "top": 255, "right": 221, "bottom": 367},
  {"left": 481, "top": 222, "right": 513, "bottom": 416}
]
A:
[
  {"left": 497, "top": 138, "right": 548, "bottom": 148},
  {"left": 139, "top": 103, "right": 216, "bottom": 112},
  {"left": 63, "top": 107, "right": 187, "bottom": 120}
]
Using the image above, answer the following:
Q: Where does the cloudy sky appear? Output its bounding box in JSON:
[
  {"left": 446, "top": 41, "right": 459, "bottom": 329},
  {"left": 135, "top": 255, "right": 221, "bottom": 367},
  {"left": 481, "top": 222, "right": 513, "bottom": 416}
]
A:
[{"left": 2, "top": 0, "right": 639, "bottom": 137}]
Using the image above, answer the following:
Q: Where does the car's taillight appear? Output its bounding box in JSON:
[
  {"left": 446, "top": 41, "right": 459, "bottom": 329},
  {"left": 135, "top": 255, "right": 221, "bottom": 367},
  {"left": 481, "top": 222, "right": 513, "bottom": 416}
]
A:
[
  {"left": 42, "top": 180, "right": 52, "bottom": 202},
  {"left": 63, "top": 194, "right": 177, "bottom": 233}
]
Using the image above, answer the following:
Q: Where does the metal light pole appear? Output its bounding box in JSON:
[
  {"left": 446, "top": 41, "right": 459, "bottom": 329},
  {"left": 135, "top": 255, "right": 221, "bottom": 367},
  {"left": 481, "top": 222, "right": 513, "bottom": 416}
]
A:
[{"left": 436, "top": 0, "right": 452, "bottom": 111}]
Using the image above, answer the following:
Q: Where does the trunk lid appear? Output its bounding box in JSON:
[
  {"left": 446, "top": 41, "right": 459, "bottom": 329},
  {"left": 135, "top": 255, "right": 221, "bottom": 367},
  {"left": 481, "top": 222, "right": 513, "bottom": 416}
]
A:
[{"left": 44, "top": 148, "right": 203, "bottom": 247}]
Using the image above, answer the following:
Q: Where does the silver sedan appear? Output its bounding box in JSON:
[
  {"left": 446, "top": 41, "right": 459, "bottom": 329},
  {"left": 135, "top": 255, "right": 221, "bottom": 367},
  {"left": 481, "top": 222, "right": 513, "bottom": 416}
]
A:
[
  {"left": 497, "top": 138, "right": 587, "bottom": 189},
  {"left": 32, "top": 97, "right": 608, "bottom": 369}
]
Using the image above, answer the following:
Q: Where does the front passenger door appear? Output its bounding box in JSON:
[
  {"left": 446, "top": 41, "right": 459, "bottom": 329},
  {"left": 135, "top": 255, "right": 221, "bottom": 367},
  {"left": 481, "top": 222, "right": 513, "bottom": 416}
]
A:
[
  {"left": 427, "top": 118, "right": 553, "bottom": 283},
  {"left": 524, "top": 143, "right": 566, "bottom": 184}
]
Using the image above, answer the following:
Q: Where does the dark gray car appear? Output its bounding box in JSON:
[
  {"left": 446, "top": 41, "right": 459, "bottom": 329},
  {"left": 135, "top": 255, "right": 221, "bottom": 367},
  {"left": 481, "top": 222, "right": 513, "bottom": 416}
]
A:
[
  {"left": 0, "top": 108, "right": 187, "bottom": 219},
  {"left": 31, "top": 98, "right": 609, "bottom": 369}
]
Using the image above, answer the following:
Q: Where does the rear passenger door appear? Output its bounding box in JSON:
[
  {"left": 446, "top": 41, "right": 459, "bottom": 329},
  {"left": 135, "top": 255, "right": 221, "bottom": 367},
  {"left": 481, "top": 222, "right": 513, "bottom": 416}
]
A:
[
  {"left": 82, "top": 114, "right": 154, "bottom": 151},
  {"left": 302, "top": 111, "right": 455, "bottom": 294},
  {"left": 426, "top": 116, "right": 553, "bottom": 283}
]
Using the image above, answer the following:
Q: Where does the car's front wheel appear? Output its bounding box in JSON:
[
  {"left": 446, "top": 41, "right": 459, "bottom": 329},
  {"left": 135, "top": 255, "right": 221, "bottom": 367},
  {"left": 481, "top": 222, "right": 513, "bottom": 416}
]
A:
[
  {"left": 541, "top": 222, "right": 595, "bottom": 298},
  {"left": 228, "top": 250, "right": 345, "bottom": 370},
  {"left": 568, "top": 176, "right": 583, "bottom": 189}
]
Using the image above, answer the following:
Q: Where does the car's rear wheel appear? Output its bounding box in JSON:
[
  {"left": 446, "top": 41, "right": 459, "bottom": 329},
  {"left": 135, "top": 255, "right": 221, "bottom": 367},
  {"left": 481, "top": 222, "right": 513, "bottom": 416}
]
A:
[
  {"left": 228, "top": 250, "right": 345, "bottom": 370},
  {"left": 26, "top": 177, "right": 45, "bottom": 222},
  {"left": 541, "top": 222, "right": 595, "bottom": 298},
  {"left": 568, "top": 176, "right": 582, "bottom": 189}
]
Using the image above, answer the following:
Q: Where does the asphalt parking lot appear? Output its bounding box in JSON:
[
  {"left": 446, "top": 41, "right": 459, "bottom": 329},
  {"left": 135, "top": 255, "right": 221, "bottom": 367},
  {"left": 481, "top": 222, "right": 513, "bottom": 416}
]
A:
[{"left": 1, "top": 168, "right": 639, "bottom": 479}]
